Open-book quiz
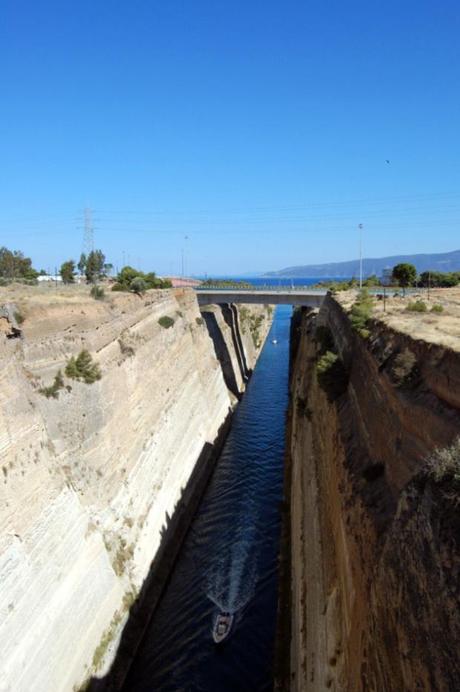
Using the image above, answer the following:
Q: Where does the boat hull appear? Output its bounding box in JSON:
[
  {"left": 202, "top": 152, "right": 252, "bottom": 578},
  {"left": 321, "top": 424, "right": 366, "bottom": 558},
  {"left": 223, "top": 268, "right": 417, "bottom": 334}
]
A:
[{"left": 212, "top": 612, "right": 234, "bottom": 644}]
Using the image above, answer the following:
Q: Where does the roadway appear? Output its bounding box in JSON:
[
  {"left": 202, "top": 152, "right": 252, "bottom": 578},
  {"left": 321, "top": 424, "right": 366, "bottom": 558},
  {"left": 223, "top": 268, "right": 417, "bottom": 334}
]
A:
[{"left": 195, "top": 288, "right": 327, "bottom": 307}]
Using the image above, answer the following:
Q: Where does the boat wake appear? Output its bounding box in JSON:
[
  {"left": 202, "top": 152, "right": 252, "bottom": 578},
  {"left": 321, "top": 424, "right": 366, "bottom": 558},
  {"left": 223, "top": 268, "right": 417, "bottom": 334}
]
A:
[{"left": 206, "top": 542, "right": 258, "bottom": 614}]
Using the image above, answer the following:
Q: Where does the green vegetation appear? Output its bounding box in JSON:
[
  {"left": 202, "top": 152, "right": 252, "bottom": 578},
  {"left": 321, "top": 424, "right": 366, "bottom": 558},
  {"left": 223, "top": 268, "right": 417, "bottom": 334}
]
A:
[
  {"left": 239, "top": 307, "right": 265, "bottom": 348},
  {"left": 39, "top": 370, "right": 65, "bottom": 398},
  {"left": 90, "top": 285, "right": 105, "bottom": 300},
  {"left": 0, "top": 246, "right": 38, "bottom": 281},
  {"left": 313, "top": 278, "right": 357, "bottom": 292},
  {"left": 419, "top": 271, "right": 460, "bottom": 288},
  {"left": 349, "top": 289, "right": 374, "bottom": 338},
  {"left": 130, "top": 276, "right": 147, "bottom": 294},
  {"left": 313, "top": 275, "right": 381, "bottom": 293},
  {"left": 111, "top": 265, "right": 172, "bottom": 293},
  {"left": 391, "top": 262, "right": 417, "bottom": 287},
  {"left": 89, "top": 584, "right": 138, "bottom": 677},
  {"left": 431, "top": 303, "right": 444, "bottom": 313},
  {"left": 201, "top": 278, "right": 254, "bottom": 289},
  {"left": 85, "top": 249, "right": 108, "bottom": 283},
  {"left": 425, "top": 437, "right": 460, "bottom": 484},
  {"left": 91, "top": 610, "right": 123, "bottom": 671},
  {"left": 406, "top": 300, "right": 428, "bottom": 313},
  {"left": 60, "top": 259, "right": 76, "bottom": 284},
  {"left": 158, "top": 315, "right": 175, "bottom": 329},
  {"left": 77, "top": 253, "right": 87, "bottom": 276},
  {"left": 391, "top": 349, "right": 417, "bottom": 386},
  {"left": 317, "top": 350, "right": 338, "bottom": 376},
  {"left": 65, "top": 350, "right": 101, "bottom": 384}
]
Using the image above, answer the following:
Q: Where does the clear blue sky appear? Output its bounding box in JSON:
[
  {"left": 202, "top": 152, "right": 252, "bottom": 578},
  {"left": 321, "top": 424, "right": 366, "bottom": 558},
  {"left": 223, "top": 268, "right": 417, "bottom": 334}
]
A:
[{"left": 2, "top": 0, "right": 460, "bottom": 275}]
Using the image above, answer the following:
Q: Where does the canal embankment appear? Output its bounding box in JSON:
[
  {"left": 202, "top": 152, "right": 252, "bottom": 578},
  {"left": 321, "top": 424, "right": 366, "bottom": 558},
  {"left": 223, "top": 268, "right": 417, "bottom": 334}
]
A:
[
  {"left": 120, "top": 305, "right": 291, "bottom": 692},
  {"left": 0, "top": 285, "right": 271, "bottom": 692},
  {"left": 281, "top": 291, "right": 460, "bottom": 691}
]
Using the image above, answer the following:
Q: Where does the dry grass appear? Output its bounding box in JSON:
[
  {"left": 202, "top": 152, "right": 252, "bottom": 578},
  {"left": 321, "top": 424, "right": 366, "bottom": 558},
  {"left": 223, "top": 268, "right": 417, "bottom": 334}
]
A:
[{"left": 336, "top": 287, "right": 460, "bottom": 351}]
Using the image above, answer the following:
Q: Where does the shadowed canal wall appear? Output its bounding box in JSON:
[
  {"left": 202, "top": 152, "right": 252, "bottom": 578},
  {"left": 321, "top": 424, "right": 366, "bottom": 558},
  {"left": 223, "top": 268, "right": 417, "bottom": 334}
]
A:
[{"left": 280, "top": 294, "right": 460, "bottom": 691}]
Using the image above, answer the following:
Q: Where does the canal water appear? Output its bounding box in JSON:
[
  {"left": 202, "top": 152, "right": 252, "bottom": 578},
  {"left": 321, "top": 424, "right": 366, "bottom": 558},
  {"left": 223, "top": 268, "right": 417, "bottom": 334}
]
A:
[{"left": 123, "top": 305, "right": 292, "bottom": 692}]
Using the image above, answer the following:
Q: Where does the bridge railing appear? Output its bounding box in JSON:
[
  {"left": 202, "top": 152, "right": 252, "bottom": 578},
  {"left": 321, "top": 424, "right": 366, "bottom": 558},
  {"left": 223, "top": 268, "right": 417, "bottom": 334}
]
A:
[
  {"left": 194, "top": 285, "right": 328, "bottom": 292},
  {"left": 195, "top": 285, "right": 424, "bottom": 295}
]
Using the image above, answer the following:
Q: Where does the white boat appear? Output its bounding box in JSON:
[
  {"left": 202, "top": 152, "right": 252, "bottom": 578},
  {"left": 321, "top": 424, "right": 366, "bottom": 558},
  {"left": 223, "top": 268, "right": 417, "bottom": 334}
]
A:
[
  {"left": 272, "top": 339, "right": 278, "bottom": 345},
  {"left": 212, "top": 612, "right": 234, "bottom": 644}
]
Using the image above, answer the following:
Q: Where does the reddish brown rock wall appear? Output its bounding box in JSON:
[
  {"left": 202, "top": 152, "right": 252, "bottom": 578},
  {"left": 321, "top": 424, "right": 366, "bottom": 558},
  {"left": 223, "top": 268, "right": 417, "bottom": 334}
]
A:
[{"left": 283, "top": 295, "right": 460, "bottom": 691}]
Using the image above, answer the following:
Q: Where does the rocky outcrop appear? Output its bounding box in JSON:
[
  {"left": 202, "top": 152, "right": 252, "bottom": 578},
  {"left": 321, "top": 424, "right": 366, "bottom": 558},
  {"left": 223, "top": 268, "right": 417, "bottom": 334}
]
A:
[
  {"left": 282, "top": 295, "right": 460, "bottom": 691},
  {"left": 0, "top": 287, "right": 271, "bottom": 692}
]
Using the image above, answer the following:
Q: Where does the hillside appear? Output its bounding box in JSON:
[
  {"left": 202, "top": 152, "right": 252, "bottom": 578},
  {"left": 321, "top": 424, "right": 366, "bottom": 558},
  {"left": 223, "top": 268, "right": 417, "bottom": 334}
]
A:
[{"left": 264, "top": 248, "right": 460, "bottom": 278}]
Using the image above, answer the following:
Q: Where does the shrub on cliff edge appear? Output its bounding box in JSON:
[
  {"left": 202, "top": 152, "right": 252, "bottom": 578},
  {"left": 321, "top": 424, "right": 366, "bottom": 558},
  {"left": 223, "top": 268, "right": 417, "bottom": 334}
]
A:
[
  {"left": 431, "top": 303, "right": 444, "bottom": 314},
  {"left": 39, "top": 370, "right": 65, "bottom": 398},
  {"left": 90, "top": 285, "right": 105, "bottom": 300},
  {"left": 158, "top": 315, "right": 175, "bottom": 329},
  {"left": 350, "top": 289, "right": 374, "bottom": 338},
  {"left": 406, "top": 300, "right": 427, "bottom": 313},
  {"left": 65, "top": 350, "right": 101, "bottom": 384}
]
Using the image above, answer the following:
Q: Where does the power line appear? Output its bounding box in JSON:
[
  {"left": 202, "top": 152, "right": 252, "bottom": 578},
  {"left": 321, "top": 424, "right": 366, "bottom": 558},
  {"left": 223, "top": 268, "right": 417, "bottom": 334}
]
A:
[{"left": 82, "top": 207, "right": 94, "bottom": 255}]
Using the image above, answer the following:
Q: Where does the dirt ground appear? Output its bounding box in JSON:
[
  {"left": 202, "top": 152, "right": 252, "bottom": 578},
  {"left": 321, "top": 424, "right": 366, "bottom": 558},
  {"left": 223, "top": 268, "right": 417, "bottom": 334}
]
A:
[
  {"left": 2, "top": 281, "right": 460, "bottom": 351},
  {"left": 0, "top": 281, "right": 98, "bottom": 305},
  {"left": 336, "top": 287, "right": 460, "bottom": 351}
]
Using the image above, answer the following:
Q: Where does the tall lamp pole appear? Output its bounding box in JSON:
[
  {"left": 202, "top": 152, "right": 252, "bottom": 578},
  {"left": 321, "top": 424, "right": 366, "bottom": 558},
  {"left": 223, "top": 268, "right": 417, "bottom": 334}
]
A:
[
  {"left": 181, "top": 235, "right": 189, "bottom": 279},
  {"left": 358, "top": 224, "right": 364, "bottom": 289}
]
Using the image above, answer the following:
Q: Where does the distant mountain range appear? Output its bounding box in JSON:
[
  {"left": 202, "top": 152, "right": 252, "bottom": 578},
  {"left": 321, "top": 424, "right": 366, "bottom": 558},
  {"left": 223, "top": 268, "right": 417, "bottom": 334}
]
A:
[{"left": 263, "top": 249, "right": 460, "bottom": 278}]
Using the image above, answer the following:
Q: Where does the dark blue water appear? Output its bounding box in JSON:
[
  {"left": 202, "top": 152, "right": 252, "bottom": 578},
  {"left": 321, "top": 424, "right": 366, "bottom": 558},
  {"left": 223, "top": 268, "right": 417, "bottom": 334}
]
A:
[
  {"left": 122, "top": 305, "right": 292, "bottom": 692},
  {"left": 237, "top": 277, "right": 342, "bottom": 286}
]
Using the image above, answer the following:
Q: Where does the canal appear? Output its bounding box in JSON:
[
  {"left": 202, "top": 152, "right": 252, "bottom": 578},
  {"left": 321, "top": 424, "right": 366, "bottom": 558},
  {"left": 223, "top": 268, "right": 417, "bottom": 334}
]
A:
[{"left": 122, "top": 305, "right": 291, "bottom": 692}]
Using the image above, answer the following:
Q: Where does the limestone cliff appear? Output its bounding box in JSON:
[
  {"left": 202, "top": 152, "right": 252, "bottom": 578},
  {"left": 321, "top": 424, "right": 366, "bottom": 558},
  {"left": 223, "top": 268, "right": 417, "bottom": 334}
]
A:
[
  {"left": 0, "top": 286, "right": 271, "bottom": 692},
  {"left": 282, "top": 294, "right": 460, "bottom": 691}
]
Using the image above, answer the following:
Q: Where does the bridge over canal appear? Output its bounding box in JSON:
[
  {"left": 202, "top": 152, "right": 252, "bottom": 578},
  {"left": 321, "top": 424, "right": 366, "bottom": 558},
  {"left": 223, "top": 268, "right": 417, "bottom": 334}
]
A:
[{"left": 195, "top": 288, "right": 327, "bottom": 308}]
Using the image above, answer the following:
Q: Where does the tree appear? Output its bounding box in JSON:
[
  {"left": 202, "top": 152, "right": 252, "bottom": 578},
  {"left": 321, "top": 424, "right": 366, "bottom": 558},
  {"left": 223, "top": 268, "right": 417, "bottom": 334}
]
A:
[
  {"left": 77, "top": 253, "right": 87, "bottom": 275},
  {"left": 0, "top": 247, "right": 38, "bottom": 280},
  {"left": 363, "top": 274, "right": 381, "bottom": 287},
  {"left": 60, "top": 260, "right": 76, "bottom": 284},
  {"left": 392, "top": 263, "right": 417, "bottom": 287},
  {"left": 419, "top": 271, "right": 459, "bottom": 288},
  {"left": 111, "top": 265, "right": 172, "bottom": 292},
  {"left": 130, "top": 276, "right": 147, "bottom": 294},
  {"left": 85, "top": 250, "right": 106, "bottom": 283}
]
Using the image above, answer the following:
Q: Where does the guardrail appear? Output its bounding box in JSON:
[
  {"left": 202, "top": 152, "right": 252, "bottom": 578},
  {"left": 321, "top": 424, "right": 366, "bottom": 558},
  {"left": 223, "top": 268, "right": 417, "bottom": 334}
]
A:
[
  {"left": 195, "top": 285, "right": 328, "bottom": 292},
  {"left": 195, "top": 285, "right": 425, "bottom": 294}
]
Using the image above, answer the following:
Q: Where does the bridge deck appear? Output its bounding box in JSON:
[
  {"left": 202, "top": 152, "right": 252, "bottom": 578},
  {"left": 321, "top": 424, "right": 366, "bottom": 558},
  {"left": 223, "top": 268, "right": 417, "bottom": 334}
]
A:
[{"left": 195, "top": 289, "right": 327, "bottom": 307}]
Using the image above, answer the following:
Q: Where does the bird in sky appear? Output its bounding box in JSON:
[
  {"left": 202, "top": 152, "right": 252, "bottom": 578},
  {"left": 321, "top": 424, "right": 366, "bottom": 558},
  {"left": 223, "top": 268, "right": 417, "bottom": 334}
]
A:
[{"left": 385, "top": 159, "right": 391, "bottom": 164}]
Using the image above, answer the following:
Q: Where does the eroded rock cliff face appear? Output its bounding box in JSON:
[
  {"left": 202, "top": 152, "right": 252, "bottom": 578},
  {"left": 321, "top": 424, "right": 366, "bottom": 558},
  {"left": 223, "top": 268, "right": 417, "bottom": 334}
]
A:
[
  {"left": 0, "top": 287, "right": 271, "bottom": 692},
  {"left": 283, "top": 295, "right": 460, "bottom": 691}
]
